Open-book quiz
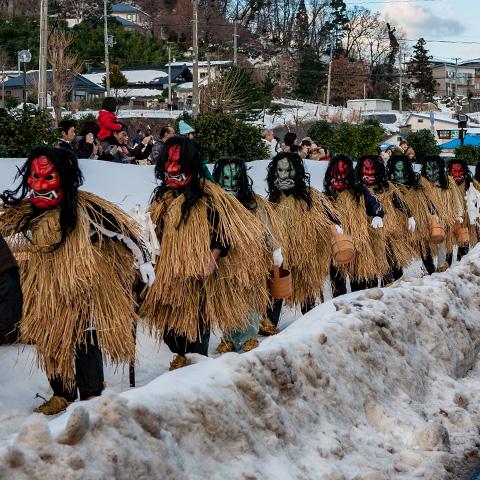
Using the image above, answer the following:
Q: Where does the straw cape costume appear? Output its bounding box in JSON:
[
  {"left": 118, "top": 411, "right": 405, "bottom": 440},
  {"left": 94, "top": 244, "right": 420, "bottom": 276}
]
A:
[
  {"left": 324, "top": 155, "right": 386, "bottom": 296},
  {"left": 356, "top": 155, "right": 418, "bottom": 284},
  {"left": 447, "top": 158, "right": 479, "bottom": 264},
  {"left": 387, "top": 154, "right": 432, "bottom": 273},
  {"left": 212, "top": 157, "right": 283, "bottom": 352},
  {"left": 140, "top": 137, "right": 270, "bottom": 370},
  {"left": 0, "top": 147, "right": 155, "bottom": 415},
  {"left": 419, "top": 155, "right": 465, "bottom": 272},
  {"left": 261, "top": 152, "right": 335, "bottom": 333}
]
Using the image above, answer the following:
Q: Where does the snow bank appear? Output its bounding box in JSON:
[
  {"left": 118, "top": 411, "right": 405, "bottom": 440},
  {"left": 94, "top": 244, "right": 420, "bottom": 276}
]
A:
[{"left": 3, "top": 248, "right": 480, "bottom": 479}]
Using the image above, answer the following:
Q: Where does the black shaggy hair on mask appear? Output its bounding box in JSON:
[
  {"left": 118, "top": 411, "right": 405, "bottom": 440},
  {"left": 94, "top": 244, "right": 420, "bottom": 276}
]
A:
[
  {"left": 0, "top": 146, "right": 84, "bottom": 250},
  {"left": 387, "top": 154, "right": 420, "bottom": 190},
  {"left": 266, "top": 152, "right": 312, "bottom": 208},
  {"left": 323, "top": 155, "right": 362, "bottom": 199},
  {"left": 355, "top": 154, "right": 389, "bottom": 192},
  {"left": 421, "top": 155, "right": 448, "bottom": 189},
  {"left": 153, "top": 135, "right": 207, "bottom": 225},
  {"left": 212, "top": 157, "right": 257, "bottom": 212},
  {"left": 447, "top": 157, "right": 472, "bottom": 189}
]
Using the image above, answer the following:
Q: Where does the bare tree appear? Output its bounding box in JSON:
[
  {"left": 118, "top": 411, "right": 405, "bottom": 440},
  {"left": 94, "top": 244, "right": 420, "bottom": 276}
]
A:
[{"left": 48, "top": 29, "right": 81, "bottom": 125}]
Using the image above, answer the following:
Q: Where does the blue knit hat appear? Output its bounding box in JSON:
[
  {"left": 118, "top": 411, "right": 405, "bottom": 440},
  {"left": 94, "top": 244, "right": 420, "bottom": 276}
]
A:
[{"left": 179, "top": 120, "right": 195, "bottom": 135}]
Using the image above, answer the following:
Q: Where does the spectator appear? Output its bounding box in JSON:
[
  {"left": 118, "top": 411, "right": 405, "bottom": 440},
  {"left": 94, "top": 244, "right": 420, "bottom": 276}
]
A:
[
  {"left": 56, "top": 120, "right": 77, "bottom": 156},
  {"left": 299, "top": 139, "right": 312, "bottom": 159},
  {"left": 406, "top": 147, "right": 416, "bottom": 162},
  {"left": 76, "top": 121, "right": 102, "bottom": 159},
  {"left": 179, "top": 120, "right": 195, "bottom": 139},
  {"left": 262, "top": 129, "right": 281, "bottom": 158},
  {"left": 319, "top": 146, "right": 330, "bottom": 161},
  {"left": 99, "top": 123, "right": 152, "bottom": 164},
  {"left": 309, "top": 144, "right": 323, "bottom": 161},
  {"left": 283, "top": 131, "right": 298, "bottom": 152},
  {"left": 97, "top": 97, "right": 122, "bottom": 142},
  {"left": 381, "top": 145, "right": 393, "bottom": 164},
  {"left": 133, "top": 129, "right": 144, "bottom": 145},
  {"left": 151, "top": 125, "right": 175, "bottom": 165},
  {"left": 399, "top": 139, "right": 408, "bottom": 153}
]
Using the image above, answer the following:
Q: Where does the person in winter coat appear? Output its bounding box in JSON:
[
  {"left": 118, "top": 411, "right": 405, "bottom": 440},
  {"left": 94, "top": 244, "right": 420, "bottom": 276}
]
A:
[
  {"left": 0, "top": 236, "right": 23, "bottom": 343},
  {"left": 262, "top": 129, "right": 281, "bottom": 158},
  {"left": 56, "top": 120, "right": 77, "bottom": 157},
  {"left": 179, "top": 120, "right": 195, "bottom": 138},
  {"left": 97, "top": 97, "right": 122, "bottom": 142},
  {"left": 76, "top": 121, "right": 102, "bottom": 159},
  {"left": 99, "top": 123, "right": 152, "bottom": 164}
]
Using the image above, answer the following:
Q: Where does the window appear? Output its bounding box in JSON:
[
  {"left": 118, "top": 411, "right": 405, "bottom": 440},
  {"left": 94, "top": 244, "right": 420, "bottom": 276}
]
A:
[{"left": 418, "top": 119, "right": 424, "bottom": 123}]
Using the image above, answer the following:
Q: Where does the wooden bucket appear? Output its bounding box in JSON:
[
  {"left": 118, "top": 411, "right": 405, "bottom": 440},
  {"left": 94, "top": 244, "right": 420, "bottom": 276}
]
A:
[
  {"left": 268, "top": 266, "right": 292, "bottom": 299},
  {"left": 430, "top": 215, "right": 445, "bottom": 244},
  {"left": 330, "top": 226, "right": 354, "bottom": 265},
  {"left": 455, "top": 222, "right": 469, "bottom": 245}
]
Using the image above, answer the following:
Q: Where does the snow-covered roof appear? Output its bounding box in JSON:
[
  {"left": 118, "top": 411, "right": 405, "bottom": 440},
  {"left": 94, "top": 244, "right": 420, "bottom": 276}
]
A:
[
  {"left": 84, "top": 70, "right": 168, "bottom": 86},
  {"left": 165, "top": 61, "right": 232, "bottom": 68},
  {"left": 111, "top": 2, "right": 146, "bottom": 14},
  {"left": 114, "top": 17, "right": 139, "bottom": 27},
  {"left": 116, "top": 88, "right": 164, "bottom": 97}
]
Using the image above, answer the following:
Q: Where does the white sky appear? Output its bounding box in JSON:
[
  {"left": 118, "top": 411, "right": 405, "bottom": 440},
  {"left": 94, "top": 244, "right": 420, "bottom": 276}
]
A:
[{"left": 345, "top": 0, "right": 480, "bottom": 61}]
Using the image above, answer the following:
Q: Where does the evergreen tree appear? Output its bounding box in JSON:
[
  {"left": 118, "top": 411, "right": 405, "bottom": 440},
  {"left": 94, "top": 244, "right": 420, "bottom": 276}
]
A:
[
  {"left": 295, "top": 46, "right": 325, "bottom": 101},
  {"left": 407, "top": 38, "right": 437, "bottom": 101},
  {"left": 322, "top": 0, "right": 348, "bottom": 51},
  {"left": 294, "top": 0, "right": 309, "bottom": 48},
  {"left": 103, "top": 64, "right": 129, "bottom": 97}
]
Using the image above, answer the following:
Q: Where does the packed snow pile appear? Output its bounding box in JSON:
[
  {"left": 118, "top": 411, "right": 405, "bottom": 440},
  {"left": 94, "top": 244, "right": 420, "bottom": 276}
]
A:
[{"left": 2, "top": 250, "right": 480, "bottom": 478}]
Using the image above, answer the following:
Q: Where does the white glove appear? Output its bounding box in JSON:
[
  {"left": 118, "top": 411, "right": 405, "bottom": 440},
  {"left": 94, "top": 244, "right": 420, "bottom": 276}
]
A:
[
  {"left": 371, "top": 216, "right": 384, "bottom": 229},
  {"left": 272, "top": 248, "right": 283, "bottom": 267},
  {"left": 407, "top": 217, "right": 416, "bottom": 232},
  {"left": 335, "top": 224, "right": 344, "bottom": 234},
  {"left": 139, "top": 262, "right": 156, "bottom": 287}
]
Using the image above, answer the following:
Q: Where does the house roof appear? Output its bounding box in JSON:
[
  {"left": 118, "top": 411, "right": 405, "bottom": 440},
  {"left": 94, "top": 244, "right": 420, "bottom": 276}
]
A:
[
  {"left": 114, "top": 17, "right": 139, "bottom": 27},
  {"left": 3, "top": 70, "right": 105, "bottom": 92},
  {"left": 404, "top": 112, "right": 459, "bottom": 125},
  {"left": 111, "top": 2, "right": 146, "bottom": 14},
  {"left": 441, "top": 134, "right": 480, "bottom": 149},
  {"left": 84, "top": 65, "right": 192, "bottom": 86}
]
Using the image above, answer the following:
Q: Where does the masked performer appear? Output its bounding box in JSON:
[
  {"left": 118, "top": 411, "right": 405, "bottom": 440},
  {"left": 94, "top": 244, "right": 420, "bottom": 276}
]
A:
[
  {"left": 355, "top": 155, "right": 417, "bottom": 285},
  {"left": 419, "top": 155, "right": 464, "bottom": 272},
  {"left": 261, "top": 152, "right": 335, "bottom": 334},
  {"left": 446, "top": 158, "right": 478, "bottom": 264},
  {"left": 140, "top": 137, "right": 269, "bottom": 369},
  {"left": 0, "top": 236, "right": 23, "bottom": 343},
  {"left": 0, "top": 146, "right": 155, "bottom": 415},
  {"left": 212, "top": 157, "right": 283, "bottom": 352},
  {"left": 387, "top": 154, "right": 434, "bottom": 274},
  {"left": 324, "top": 155, "right": 385, "bottom": 296}
]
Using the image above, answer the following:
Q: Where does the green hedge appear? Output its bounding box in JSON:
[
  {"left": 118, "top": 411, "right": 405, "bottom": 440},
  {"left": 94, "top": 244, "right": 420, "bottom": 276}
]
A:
[
  {"left": 307, "top": 121, "right": 384, "bottom": 158},
  {"left": 177, "top": 113, "right": 268, "bottom": 162},
  {"left": 0, "top": 108, "right": 56, "bottom": 157}
]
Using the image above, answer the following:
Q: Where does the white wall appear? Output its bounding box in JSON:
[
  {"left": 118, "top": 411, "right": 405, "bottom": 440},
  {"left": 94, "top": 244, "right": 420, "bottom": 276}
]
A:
[{"left": 0, "top": 159, "right": 330, "bottom": 212}]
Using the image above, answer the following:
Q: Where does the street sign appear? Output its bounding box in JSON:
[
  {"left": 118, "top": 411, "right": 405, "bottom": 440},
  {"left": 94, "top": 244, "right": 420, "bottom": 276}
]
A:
[{"left": 437, "top": 129, "right": 459, "bottom": 140}]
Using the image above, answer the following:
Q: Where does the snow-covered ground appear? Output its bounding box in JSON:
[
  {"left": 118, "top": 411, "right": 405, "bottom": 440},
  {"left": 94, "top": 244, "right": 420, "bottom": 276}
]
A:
[{"left": 1, "top": 247, "right": 480, "bottom": 478}]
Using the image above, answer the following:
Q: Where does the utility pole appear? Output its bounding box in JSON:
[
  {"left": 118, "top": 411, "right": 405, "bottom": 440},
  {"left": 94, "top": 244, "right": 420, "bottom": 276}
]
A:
[
  {"left": 233, "top": 20, "right": 238, "bottom": 66},
  {"left": 453, "top": 57, "right": 461, "bottom": 112},
  {"left": 192, "top": 0, "right": 199, "bottom": 117},
  {"left": 325, "top": 38, "right": 334, "bottom": 114},
  {"left": 398, "top": 47, "right": 403, "bottom": 113},
  {"left": 103, "top": 0, "right": 110, "bottom": 96},
  {"left": 1, "top": 64, "right": 5, "bottom": 108},
  {"left": 38, "top": 0, "right": 48, "bottom": 108},
  {"left": 167, "top": 44, "right": 172, "bottom": 107}
]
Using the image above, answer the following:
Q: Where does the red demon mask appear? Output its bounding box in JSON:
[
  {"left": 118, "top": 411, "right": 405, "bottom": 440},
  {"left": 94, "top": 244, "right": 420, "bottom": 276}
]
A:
[
  {"left": 361, "top": 159, "right": 376, "bottom": 186},
  {"left": 450, "top": 163, "right": 465, "bottom": 185},
  {"left": 27, "top": 156, "right": 63, "bottom": 208},
  {"left": 331, "top": 160, "right": 349, "bottom": 191},
  {"left": 164, "top": 145, "right": 192, "bottom": 189}
]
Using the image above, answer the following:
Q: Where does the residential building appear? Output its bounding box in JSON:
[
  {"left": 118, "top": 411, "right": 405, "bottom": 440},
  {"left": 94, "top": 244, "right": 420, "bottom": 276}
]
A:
[
  {"left": 1, "top": 70, "right": 105, "bottom": 104},
  {"left": 347, "top": 99, "right": 392, "bottom": 112},
  {"left": 430, "top": 58, "right": 480, "bottom": 97},
  {"left": 110, "top": 2, "right": 150, "bottom": 29}
]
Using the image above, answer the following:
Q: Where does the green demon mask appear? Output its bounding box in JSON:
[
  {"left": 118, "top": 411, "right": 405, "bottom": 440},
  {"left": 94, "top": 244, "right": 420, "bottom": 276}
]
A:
[
  {"left": 274, "top": 158, "right": 296, "bottom": 191},
  {"left": 393, "top": 160, "right": 407, "bottom": 185},
  {"left": 219, "top": 163, "right": 240, "bottom": 197}
]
